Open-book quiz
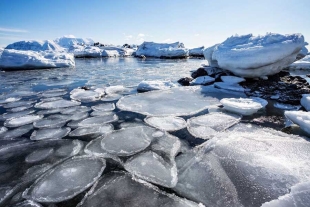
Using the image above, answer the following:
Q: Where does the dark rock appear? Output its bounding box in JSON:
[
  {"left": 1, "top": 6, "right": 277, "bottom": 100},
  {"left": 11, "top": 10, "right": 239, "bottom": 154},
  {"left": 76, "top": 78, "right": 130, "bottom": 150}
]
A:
[
  {"left": 177, "top": 77, "right": 193, "bottom": 86},
  {"left": 191, "top": 68, "right": 208, "bottom": 79},
  {"left": 81, "top": 86, "right": 90, "bottom": 90},
  {"left": 241, "top": 71, "right": 310, "bottom": 105}
]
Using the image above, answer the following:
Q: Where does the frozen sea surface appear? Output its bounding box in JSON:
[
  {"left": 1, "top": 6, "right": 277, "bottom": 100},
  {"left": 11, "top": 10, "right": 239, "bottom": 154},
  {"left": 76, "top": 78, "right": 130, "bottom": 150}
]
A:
[{"left": 0, "top": 57, "right": 309, "bottom": 207}]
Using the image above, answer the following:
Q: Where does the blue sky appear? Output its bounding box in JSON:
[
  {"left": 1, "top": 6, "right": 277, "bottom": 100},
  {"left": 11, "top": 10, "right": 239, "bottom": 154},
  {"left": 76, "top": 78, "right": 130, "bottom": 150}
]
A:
[{"left": 0, "top": 0, "right": 310, "bottom": 48}]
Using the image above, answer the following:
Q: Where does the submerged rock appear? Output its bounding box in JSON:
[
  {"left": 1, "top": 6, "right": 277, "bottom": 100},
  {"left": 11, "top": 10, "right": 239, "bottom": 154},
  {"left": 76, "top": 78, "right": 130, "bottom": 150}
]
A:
[{"left": 204, "top": 33, "right": 304, "bottom": 78}]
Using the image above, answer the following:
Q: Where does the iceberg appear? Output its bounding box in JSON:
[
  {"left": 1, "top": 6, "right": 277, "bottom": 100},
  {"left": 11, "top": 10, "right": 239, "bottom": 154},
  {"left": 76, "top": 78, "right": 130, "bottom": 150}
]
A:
[
  {"left": 189, "top": 46, "right": 204, "bottom": 57},
  {"left": 136, "top": 42, "right": 189, "bottom": 58},
  {"left": 203, "top": 33, "right": 305, "bottom": 78},
  {"left": 289, "top": 54, "right": 310, "bottom": 70},
  {"left": 0, "top": 40, "right": 75, "bottom": 70},
  {"left": 0, "top": 49, "right": 75, "bottom": 70},
  {"left": 23, "top": 156, "right": 106, "bottom": 203}
]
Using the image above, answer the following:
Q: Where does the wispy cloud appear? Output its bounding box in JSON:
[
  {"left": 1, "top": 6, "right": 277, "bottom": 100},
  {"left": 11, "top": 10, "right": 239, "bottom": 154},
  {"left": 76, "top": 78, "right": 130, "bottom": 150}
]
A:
[
  {"left": 0, "top": 27, "right": 28, "bottom": 33},
  {"left": 138, "top": 33, "right": 145, "bottom": 37}
]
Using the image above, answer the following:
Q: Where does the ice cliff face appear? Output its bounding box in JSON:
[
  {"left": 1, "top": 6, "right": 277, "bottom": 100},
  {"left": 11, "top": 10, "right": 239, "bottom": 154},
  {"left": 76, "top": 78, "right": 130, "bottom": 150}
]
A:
[
  {"left": 5, "top": 40, "right": 64, "bottom": 52},
  {"left": 203, "top": 33, "right": 305, "bottom": 78}
]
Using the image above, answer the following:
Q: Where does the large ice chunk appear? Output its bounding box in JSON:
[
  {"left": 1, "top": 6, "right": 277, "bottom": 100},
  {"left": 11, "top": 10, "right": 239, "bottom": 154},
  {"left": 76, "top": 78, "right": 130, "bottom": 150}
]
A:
[
  {"left": 25, "top": 148, "right": 54, "bottom": 163},
  {"left": 1, "top": 109, "right": 35, "bottom": 121},
  {"left": 204, "top": 33, "right": 305, "bottom": 78},
  {"left": 101, "top": 126, "right": 156, "bottom": 156},
  {"left": 23, "top": 156, "right": 106, "bottom": 203},
  {"left": 0, "top": 49, "right": 75, "bottom": 70},
  {"left": 137, "top": 80, "right": 178, "bottom": 92},
  {"left": 151, "top": 132, "right": 181, "bottom": 159},
  {"left": 117, "top": 87, "right": 219, "bottom": 116},
  {"left": 30, "top": 127, "right": 71, "bottom": 140},
  {"left": 91, "top": 103, "right": 115, "bottom": 112},
  {"left": 174, "top": 126, "right": 310, "bottom": 207},
  {"left": 136, "top": 42, "right": 189, "bottom": 58},
  {"left": 144, "top": 116, "right": 187, "bottom": 131},
  {"left": 5, "top": 40, "right": 63, "bottom": 52},
  {"left": 285, "top": 110, "right": 310, "bottom": 134},
  {"left": 0, "top": 124, "right": 33, "bottom": 139},
  {"left": 187, "top": 112, "right": 241, "bottom": 139},
  {"left": 300, "top": 94, "right": 310, "bottom": 111},
  {"left": 4, "top": 115, "right": 43, "bottom": 128},
  {"left": 70, "top": 88, "right": 103, "bottom": 102},
  {"left": 33, "top": 118, "right": 67, "bottom": 128},
  {"left": 124, "top": 151, "right": 178, "bottom": 188},
  {"left": 220, "top": 97, "right": 268, "bottom": 115},
  {"left": 78, "top": 172, "right": 202, "bottom": 207},
  {"left": 289, "top": 54, "right": 310, "bottom": 70}
]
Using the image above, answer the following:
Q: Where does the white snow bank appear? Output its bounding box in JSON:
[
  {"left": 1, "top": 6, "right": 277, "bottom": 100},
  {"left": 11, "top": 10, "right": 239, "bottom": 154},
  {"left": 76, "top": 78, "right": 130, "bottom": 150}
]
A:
[
  {"left": 288, "top": 54, "right": 310, "bottom": 70},
  {"left": 203, "top": 33, "right": 305, "bottom": 77},
  {"left": 54, "top": 36, "right": 94, "bottom": 48},
  {"left": 189, "top": 46, "right": 204, "bottom": 56},
  {"left": 136, "top": 41, "right": 189, "bottom": 58},
  {"left": 0, "top": 49, "right": 75, "bottom": 70},
  {"left": 5, "top": 40, "right": 64, "bottom": 52}
]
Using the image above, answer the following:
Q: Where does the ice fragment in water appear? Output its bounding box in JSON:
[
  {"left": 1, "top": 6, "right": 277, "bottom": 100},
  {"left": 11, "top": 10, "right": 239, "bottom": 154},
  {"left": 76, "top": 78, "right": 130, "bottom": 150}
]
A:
[
  {"left": 36, "top": 108, "right": 63, "bottom": 115},
  {"left": 90, "top": 111, "right": 114, "bottom": 117},
  {"left": 35, "top": 99, "right": 80, "bottom": 109},
  {"left": 0, "top": 124, "right": 33, "bottom": 139},
  {"left": 78, "top": 171, "right": 202, "bottom": 207},
  {"left": 117, "top": 87, "right": 219, "bottom": 116},
  {"left": 25, "top": 148, "right": 54, "bottom": 163},
  {"left": 187, "top": 112, "right": 241, "bottom": 139},
  {"left": 23, "top": 156, "right": 106, "bottom": 203},
  {"left": 214, "top": 82, "right": 249, "bottom": 92},
  {"left": 190, "top": 76, "right": 215, "bottom": 85},
  {"left": 285, "top": 110, "right": 310, "bottom": 134},
  {"left": 274, "top": 103, "right": 301, "bottom": 110},
  {"left": 151, "top": 132, "right": 181, "bottom": 159},
  {"left": 137, "top": 80, "right": 178, "bottom": 92},
  {"left": 0, "top": 127, "right": 8, "bottom": 135},
  {"left": 7, "top": 105, "right": 33, "bottom": 112},
  {"left": 1, "top": 109, "right": 35, "bottom": 121},
  {"left": 0, "top": 97, "right": 21, "bottom": 104},
  {"left": 70, "top": 112, "right": 89, "bottom": 121},
  {"left": 54, "top": 140, "right": 84, "bottom": 157},
  {"left": 30, "top": 127, "right": 71, "bottom": 140},
  {"left": 300, "top": 94, "right": 310, "bottom": 111},
  {"left": 124, "top": 151, "right": 178, "bottom": 188},
  {"left": 77, "top": 114, "right": 118, "bottom": 127},
  {"left": 101, "top": 93, "right": 123, "bottom": 102},
  {"left": 4, "top": 115, "right": 43, "bottom": 128},
  {"left": 69, "top": 124, "right": 113, "bottom": 140},
  {"left": 33, "top": 118, "right": 67, "bottom": 128},
  {"left": 220, "top": 97, "right": 267, "bottom": 115},
  {"left": 3, "top": 100, "right": 35, "bottom": 109},
  {"left": 101, "top": 126, "right": 156, "bottom": 156},
  {"left": 39, "top": 90, "right": 67, "bottom": 98},
  {"left": 105, "top": 85, "right": 135, "bottom": 95},
  {"left": 60, "top": 106, "right": 91, "bottom": 114},
  {"left": 70, "top": 89, "right": 102, "bottom": 102},
  {"left": 91, "top": 103, "right": 115, "bottom": 111},
  {"left": 144, "top": 116, "right": 187, "bottom": 131}
]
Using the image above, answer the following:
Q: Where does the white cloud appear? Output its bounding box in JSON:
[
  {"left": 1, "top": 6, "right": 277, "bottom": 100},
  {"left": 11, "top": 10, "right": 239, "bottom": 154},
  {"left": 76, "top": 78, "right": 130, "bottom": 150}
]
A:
[
  {"left": 0, "top": 27, "right": 28, "bottom": 33},
  {"left": 195, "top": 34, "right": 200, "bottom": 36},
  {"left": 64, "top": 34, "right": 75, "bottom": 38},
  {"left": 138, "top": 33, "right": 145, "bottom": 37}
]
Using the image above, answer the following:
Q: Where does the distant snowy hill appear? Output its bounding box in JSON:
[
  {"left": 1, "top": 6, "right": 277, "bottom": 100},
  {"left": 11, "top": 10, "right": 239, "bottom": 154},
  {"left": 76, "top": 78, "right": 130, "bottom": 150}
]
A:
[
  {"left": 54, "top": 35, "right": 94, "bottom": 48},
  {"left": 5, "top": 40, "right": 64, "bottom": 52}
]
